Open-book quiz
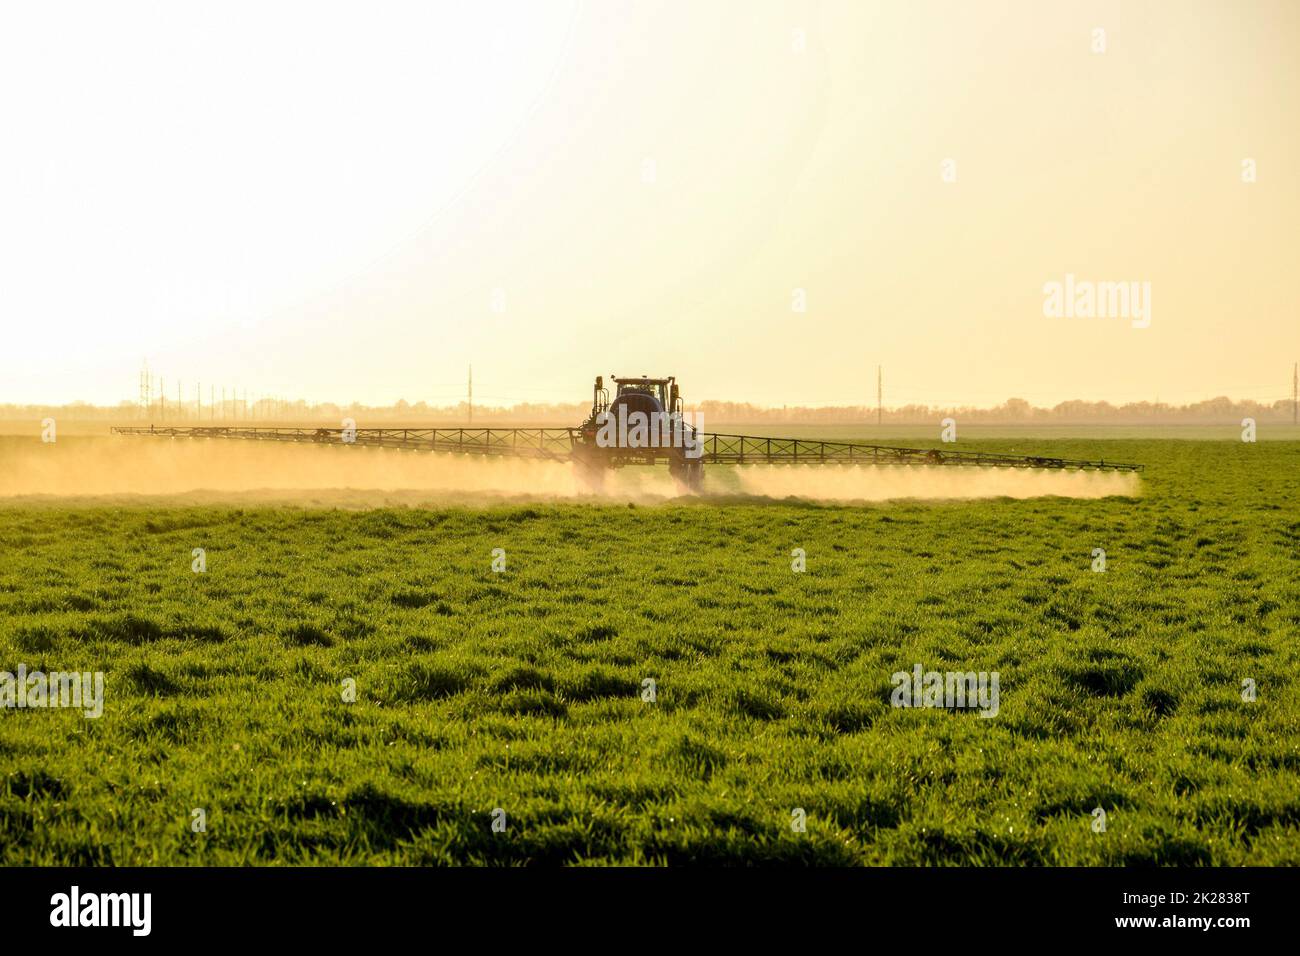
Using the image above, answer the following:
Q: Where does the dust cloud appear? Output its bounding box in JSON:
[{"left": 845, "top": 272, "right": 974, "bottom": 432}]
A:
[
  {"left": 0, "top": 437, "right": 1139, "bottom": 506},
  {"left": 0, "top": 436, "right": 666, "bottom": 505},
  {"left": 731, "top": 463, "right": 1140, "bottom": 501}
]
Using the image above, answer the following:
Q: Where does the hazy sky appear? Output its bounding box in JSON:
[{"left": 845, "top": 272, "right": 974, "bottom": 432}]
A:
[{"left": 0, "top": 0, "right": 1295, "bottom": 408}]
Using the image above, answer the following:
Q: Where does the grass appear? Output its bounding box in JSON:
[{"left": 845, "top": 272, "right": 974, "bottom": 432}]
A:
[{"left": 0, "top": 436, "right": 1297, "bottom": 865}]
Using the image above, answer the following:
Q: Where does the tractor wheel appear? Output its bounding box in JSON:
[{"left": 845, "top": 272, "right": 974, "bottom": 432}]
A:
[
  {"left": 685, "top": 461, "right": 704, "bottom": 492},
  {"left": 670, "top": 453, "right": 704, "bottom": 494}
]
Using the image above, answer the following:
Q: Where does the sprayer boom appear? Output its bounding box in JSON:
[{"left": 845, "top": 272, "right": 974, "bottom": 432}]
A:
[{"left": 111, "top": 424, "right": 1142, "bottom": 477}]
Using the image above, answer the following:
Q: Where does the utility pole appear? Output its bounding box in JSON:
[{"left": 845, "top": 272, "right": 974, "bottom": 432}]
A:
[
  {"left": 161, "top": 378, "right": 166, "bottom": 421},
  {"left": 877, "top": 365, "right": 882, "bottom": 426},
  {"left": 468, "top": 364, "right": 473, "bottom": 426},
  {"left": 1293, "top": 361, "right": 1297, "bottom": 425},
  {"left": 210, "top": 385, "right": 214, "bottom": 420}
]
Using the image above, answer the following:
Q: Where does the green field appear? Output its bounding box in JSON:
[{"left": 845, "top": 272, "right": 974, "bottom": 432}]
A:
[{"left": 1, "top": 436, "right": 1297, "bottom": 865}]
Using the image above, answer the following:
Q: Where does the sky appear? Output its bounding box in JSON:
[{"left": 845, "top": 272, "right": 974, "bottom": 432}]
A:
[{"left": 0, "top": 0, "right": 1296, "bottom": 409}]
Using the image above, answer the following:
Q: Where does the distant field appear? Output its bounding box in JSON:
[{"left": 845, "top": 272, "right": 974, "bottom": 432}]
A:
[{"left": 1, "top": 436, "right": 1297, "bottom": 864}]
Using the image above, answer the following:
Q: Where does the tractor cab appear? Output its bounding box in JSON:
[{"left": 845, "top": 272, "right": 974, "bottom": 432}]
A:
[
  {"left": 613, "top": 376, "right": 676, "bottom": 410},
  {"left": 584, "top": 375, "right": 682, "bottom": 431}
]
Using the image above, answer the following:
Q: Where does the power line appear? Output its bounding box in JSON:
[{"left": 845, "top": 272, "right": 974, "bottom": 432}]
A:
[{"left": 877, "top": 365, "right": 882, "bottom": 425}]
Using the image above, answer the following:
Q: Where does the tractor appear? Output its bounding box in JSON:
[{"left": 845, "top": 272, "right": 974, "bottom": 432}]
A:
[{"left": 575, "top": 375, "right": 704, "bottom": 491}]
